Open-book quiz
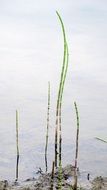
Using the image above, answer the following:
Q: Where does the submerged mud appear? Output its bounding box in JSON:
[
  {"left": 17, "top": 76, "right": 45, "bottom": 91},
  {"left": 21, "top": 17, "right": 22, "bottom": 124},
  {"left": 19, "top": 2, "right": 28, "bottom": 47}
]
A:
[
  {"left": 92, "top": 176, "right": 107, "bottom": 190},
  {"left": 0, "top": 165, "right": 107, "bottom": 190}
]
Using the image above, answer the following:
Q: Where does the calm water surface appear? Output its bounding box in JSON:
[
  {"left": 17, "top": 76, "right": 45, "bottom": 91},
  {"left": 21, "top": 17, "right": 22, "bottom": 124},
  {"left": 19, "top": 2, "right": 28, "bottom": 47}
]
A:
[
  {"left": 0, "top": 65, "right": 107, "bottom": 180},
  {"left": 0, "top": 0, "right": 107, "bottom": 181}
]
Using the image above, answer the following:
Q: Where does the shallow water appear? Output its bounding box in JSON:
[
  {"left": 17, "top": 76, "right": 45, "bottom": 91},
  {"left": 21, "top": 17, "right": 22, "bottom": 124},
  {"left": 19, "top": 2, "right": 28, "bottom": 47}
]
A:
[
  {"left": 0, "top": 72, "right": 107, "bottom": 181},
  {"left": 0, "top": 0, "right": 107, "bottom": 182}
]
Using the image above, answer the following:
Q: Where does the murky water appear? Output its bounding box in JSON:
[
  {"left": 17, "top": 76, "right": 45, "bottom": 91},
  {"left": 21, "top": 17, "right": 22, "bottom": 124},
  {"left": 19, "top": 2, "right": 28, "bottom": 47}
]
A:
[{"left": 0, "top": 0, "right": 107, "bottom": 181}]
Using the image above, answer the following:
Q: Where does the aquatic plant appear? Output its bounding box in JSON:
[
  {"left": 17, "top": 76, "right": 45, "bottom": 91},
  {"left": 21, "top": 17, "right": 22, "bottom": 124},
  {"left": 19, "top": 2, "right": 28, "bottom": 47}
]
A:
[
  {"left": 55, "top": 11, "right": 69, "bottom": 168},
  {"left": 73, "top": 102, "right": 80, "bottom": 190},
  {"left": 45, "top": 82, "right": 50, "bottom": 172},
  {"left": 16, "top": 110, "right": 19, "bottom": 181}
]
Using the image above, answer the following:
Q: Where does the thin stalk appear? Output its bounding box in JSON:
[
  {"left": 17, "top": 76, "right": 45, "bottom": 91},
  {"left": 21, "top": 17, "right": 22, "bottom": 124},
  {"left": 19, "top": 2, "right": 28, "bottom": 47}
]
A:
[
  {"left": 95, "top": 137, "right": 107, "bottom": 143},
  {"left": 73, "top": 102, "right": 79, "bottom": 190},
  {"left": 57, "top": 160, "right": 62, "bottom": 190},
  {"left": 59, "top": 102, "right": 62, "bottom": 165},
  {"left": 45, "top": 82, "right": 50, "bottom": 172},
  {"left": 59, "top": 44, "right": 69, "bottom": 166},
  {"left": 55, "top": 102, "right": 59, "bottom": 168},
  {"left": 50, "top": 161, "right": 55, "bottom": 190},
  {"left": 60, "top": 44, "right": 69, "bottom": 101},
  {"left": 16, "top": 110, "right": 19, "bottom": 181},
  {"left": 55, "top": 11, "right": 69, "bottom": 168}
]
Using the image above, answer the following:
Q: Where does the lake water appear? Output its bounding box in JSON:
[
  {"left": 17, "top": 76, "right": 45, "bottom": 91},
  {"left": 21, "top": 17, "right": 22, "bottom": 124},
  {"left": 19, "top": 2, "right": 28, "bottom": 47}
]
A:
[
  {"left": 0, "top": 61, "right": 107, "bottom": 181},
  {"left": 0, "top": 0, "right": 107, "bottom": 181}
]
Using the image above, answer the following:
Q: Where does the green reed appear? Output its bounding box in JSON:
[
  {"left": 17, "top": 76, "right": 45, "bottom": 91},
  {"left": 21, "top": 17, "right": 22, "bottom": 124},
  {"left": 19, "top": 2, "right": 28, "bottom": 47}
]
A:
[
  {"left": 16, "top": 110, "right": 19, "bottom": 181},
  {"left": 73, "top": 102, "right": 79, "bottom": 190},
  {"left": 55, "top": 11, "right": 69, "bottom": 168},
  {"left": 45, "top": 82, "right": 50, "bottom": 172},
  {"left": 59, "top": 43, "right": 69, "bottom": 167}
]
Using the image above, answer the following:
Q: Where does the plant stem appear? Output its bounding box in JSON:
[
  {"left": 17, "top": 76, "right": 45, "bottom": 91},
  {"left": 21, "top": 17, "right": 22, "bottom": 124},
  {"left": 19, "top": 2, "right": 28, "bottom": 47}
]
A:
[
  {"left": 57, "top": 160, "right": 62, "bottom": 190},
  {"left": 55, "top": 11, "right": 69, "bottom": 168},
  {"left": 16, "top": 110, "right": 19, "bottom": 181},
  {"left": 59, "top": 44, "right": 69, "bottom": 167},
  {"left": 73, "top": 102, "right": 79, "bottom": 190},
  {"left": 95, "top": 137, "right": 107, "bottom": 143},
  {"left": 45, "top": 82, "right": 50, "bottom": 172},
  {"left": 50, "top": 161, "right": 55, "bottom": 190}
]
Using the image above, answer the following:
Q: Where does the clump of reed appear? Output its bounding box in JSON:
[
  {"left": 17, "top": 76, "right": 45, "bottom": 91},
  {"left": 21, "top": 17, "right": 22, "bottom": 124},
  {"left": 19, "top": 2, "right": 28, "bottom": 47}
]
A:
[
  {"left": 45, "top": 82, "right": 50, "bottom": 172},
  {"left": 15, "top": 110, "right": 19, "bottom": 181},
  {"left": 54, "top": 12, "right": 81, "bottom": 190},
  {"left": 53, "top": 11, "right": 69, "bottom": 190},
  {"left": 55, "top": 11, "right": 69, "bottom": 169}
]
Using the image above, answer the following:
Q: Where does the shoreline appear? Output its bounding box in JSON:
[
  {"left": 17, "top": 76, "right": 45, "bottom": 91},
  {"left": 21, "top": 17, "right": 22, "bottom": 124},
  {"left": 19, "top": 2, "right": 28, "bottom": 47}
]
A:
[{"left": 0, "top": 165, "right": 107, "bottom": 190}]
